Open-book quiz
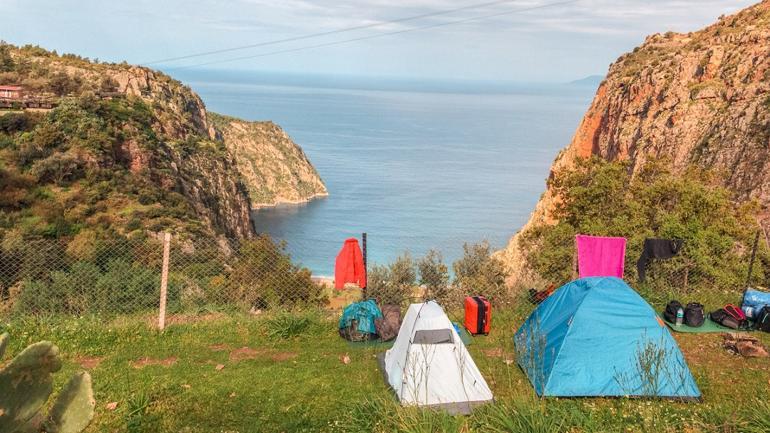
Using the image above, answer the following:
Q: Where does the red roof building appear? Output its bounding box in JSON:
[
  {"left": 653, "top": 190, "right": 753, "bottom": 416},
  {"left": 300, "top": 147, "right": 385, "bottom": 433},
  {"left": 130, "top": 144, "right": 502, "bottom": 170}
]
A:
[{"left": 0, "top": 85, "right": 23, "bottom": 99}]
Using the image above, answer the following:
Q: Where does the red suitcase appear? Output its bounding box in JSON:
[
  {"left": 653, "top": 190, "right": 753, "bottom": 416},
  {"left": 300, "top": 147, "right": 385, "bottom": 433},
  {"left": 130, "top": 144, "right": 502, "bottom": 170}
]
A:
[{"left": 464, "top": 296, "right": 491, "bottom": 335}]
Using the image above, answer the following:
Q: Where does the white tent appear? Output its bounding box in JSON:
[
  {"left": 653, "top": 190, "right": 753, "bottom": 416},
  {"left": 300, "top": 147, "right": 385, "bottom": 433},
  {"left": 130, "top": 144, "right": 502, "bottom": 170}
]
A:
[{"left": 380, "top": 301, "right": 494, "bottom": 414}]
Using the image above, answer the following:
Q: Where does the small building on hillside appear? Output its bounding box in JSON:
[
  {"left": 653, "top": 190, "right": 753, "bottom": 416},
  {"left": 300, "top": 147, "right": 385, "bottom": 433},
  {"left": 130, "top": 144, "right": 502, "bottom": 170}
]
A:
[{"left": 0, "top": 85, "right": 23, "bottom": 99}]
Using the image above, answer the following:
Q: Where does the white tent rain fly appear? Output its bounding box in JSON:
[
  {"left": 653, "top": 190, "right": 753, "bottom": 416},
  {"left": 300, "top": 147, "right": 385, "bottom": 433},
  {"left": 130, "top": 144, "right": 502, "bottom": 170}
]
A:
[{"left": 379, "top": 301, "right": 494, "bottom": 414}]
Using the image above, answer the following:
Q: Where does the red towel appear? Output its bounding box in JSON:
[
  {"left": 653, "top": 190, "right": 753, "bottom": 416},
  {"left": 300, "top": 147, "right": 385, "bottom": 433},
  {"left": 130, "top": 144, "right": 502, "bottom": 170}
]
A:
[
  {"left": 335, "top": 238, "right": 366, "bottom": 289},
  {"left": 576, "top": 234, "right": 626, "bottom": 278}
]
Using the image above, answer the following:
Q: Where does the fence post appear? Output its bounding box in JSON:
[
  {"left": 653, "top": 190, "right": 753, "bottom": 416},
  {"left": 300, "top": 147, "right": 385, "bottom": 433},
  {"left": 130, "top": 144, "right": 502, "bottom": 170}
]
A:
[
  {"left": 362, "top": 232, "right": 367, "bottom": 299},
  {"left": 158, "top": 232, "right": 171, "bottom": 331}
]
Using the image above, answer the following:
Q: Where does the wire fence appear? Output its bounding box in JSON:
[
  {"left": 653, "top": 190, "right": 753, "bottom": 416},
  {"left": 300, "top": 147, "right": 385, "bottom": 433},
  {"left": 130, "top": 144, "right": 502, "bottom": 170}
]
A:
[{"left": 0, "top": 230, "right": 765, "bottom": 326}]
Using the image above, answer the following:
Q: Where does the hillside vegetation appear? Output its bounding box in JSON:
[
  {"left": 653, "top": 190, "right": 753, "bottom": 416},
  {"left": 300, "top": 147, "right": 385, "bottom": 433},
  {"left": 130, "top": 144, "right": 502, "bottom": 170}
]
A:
[
  {"left": 499, "top": 0, "right": 770, "bottom": 283},
  {"left": 0, "top": 43, "right": 327, "bottom": 314}
]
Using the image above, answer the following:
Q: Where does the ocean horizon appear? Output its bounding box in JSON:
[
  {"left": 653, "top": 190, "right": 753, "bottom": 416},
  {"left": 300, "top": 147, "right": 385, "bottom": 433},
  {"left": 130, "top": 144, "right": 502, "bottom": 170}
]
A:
[{"left": 173, "top": 70, "right": 596, "bottom": 276}]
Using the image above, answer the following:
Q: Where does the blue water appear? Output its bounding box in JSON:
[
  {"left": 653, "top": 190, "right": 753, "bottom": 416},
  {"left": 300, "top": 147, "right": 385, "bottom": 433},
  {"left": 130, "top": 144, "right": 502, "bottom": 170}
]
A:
[{"left": 179, "top": 74, "right": 594, "bottom": 275}]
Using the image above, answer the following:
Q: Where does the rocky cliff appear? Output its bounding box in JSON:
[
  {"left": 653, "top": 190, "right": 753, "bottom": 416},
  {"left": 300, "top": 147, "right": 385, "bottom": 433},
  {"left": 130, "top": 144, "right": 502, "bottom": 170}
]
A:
[
  {"left": 498, "top": 1, "right": 770, "bottom": 279},
  {"left": 210, "top": 114, "right": 328, "bottom": 208},
  {"left": 0, "top": 44, "right": 326, "bottom": 240}
]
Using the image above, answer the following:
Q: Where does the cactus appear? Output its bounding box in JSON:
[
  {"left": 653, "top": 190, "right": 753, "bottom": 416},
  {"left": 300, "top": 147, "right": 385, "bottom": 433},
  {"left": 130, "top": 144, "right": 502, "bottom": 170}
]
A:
[{"left": 0, "top": 333, "right": 95, "bottom": 433}]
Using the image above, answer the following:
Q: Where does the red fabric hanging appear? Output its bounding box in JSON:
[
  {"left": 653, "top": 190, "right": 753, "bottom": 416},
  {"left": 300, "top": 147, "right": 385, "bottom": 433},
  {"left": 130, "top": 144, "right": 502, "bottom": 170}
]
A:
[{"left": 335, "top": 238, "right": 366, "bottom": 289}]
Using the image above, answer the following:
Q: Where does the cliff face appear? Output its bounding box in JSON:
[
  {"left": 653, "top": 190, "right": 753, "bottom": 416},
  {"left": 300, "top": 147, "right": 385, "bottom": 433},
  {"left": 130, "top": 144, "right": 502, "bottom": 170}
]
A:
[
  {"left": 0, "top": 45, "right": 326, "bottom": 240},
  {"left": 210, "top": 114, "right": 328, "bottom": 208},
  {"left": 498, "top": 1, "right": 770, "bottom": 278}
]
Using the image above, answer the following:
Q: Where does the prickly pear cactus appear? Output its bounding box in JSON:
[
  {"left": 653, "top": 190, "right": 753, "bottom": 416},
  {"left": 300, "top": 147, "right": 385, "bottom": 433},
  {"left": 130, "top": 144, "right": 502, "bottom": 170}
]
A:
[{"left": 0, "top": 333, "right": 95, "bottom": 433}]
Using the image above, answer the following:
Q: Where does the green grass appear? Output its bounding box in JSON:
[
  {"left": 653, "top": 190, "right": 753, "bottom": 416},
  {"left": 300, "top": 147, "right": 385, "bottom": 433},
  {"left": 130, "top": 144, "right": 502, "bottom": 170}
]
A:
[{"left": 2, "top": 306, "right": 770, "bottom": 432}]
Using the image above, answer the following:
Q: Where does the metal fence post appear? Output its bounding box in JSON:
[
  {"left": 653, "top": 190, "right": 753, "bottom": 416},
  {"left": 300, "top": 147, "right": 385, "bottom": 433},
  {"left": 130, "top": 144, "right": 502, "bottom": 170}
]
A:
[
  {"left": 158, "top": 232, "right": 171, "bottom": 331},
  {"left": 362, "top": 232, "right": 367, "bottom": 299}
]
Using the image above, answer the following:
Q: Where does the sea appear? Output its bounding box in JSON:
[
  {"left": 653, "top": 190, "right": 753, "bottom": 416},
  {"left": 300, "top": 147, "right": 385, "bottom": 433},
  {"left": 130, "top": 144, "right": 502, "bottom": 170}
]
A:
[{"left": 172, "top": 70, "right": 597, "bottom": 276}]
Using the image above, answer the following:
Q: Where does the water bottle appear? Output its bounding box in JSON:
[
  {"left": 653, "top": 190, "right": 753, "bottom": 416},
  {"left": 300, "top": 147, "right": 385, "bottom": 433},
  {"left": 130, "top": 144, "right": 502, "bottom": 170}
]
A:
[{"left": 675, "top": 307, "right": 684, "bottom": 326}]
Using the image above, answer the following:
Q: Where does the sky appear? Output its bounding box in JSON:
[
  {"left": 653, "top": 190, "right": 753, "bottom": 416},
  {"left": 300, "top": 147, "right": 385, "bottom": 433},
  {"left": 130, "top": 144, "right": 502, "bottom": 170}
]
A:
[{"left": 0, "top": 0, "right": 759, "bottom": 82}]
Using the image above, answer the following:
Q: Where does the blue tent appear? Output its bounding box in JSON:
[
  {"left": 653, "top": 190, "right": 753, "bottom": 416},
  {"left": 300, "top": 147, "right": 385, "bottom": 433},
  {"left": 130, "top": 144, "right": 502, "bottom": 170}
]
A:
[{"left": 514, "top": 277, "right": 700, "bottom": 399}]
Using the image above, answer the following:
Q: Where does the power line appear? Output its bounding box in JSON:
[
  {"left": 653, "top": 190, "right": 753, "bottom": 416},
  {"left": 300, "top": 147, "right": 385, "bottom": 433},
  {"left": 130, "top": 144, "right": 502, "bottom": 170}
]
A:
[
  {"left": 167, "top": 0, "right": 580, "bottom": 71},
  {"left": 143, "top": 0, "right": 519, "bottom": 65}
]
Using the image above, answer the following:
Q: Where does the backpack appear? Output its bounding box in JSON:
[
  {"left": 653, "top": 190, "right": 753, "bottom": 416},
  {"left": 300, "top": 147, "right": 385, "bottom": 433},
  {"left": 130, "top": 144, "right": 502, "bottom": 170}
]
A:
[
  {"left": 753, "top": 306, "right": 770, "bottom": 333},
  {"left": 724, "top": 304, "right": 746, "bottom": 323},
  {"left": 710, "top": 309, "right": 742, "bottom": 329},
  {"left": 374, "top": 304, "right": 401, "bottom": 342},
  {"left": 684, "top": 303, "right": 705, "bottom": 327},
  {"left": 663, "top": 300, "right": 683, "bottom": 323}
]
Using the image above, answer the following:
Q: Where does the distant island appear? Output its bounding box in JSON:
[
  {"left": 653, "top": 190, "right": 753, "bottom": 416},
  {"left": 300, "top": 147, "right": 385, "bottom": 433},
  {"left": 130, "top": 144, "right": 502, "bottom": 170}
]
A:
[{"left": 567, "top": 75, "right": 604, "bottom": 87}]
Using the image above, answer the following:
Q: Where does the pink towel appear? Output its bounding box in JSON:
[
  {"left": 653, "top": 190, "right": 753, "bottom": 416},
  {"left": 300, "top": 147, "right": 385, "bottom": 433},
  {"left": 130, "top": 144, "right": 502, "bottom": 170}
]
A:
[{"left": 575, "top": 235, "right": 627, "bottom": 278}]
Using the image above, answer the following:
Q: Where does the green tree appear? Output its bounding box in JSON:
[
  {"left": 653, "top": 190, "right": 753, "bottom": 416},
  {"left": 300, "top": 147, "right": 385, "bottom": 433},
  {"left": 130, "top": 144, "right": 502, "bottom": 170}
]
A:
[
  {"left": 453, "top": 241, "right": 509, "bottom": 303},
  {"left": 0, "top": 43, "right": 14, "bottom": 72},
  {"left": 228, "top": 236, "right": 325, "bottom": 309},
  {"left": 418, "top": 249, "right": 450, "bottom": 303}
]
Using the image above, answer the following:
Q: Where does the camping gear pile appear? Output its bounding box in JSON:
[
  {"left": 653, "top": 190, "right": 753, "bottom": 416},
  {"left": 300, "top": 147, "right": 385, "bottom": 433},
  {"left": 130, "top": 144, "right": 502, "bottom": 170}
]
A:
[
  {"left": 339, "top": 300, "right": 403, "bottom": 342},
  {"left": 338, "top": 299, "right": 383, "bottom": 341},
  {"left": 662, "top": 288, "right": 770, "bottom": 332}
]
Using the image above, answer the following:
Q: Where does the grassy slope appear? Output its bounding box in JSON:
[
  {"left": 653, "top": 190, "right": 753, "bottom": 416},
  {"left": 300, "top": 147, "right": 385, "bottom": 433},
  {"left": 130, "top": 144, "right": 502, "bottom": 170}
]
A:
[{"left": 3, "top": 305, "right": 770, "bottom": 433}]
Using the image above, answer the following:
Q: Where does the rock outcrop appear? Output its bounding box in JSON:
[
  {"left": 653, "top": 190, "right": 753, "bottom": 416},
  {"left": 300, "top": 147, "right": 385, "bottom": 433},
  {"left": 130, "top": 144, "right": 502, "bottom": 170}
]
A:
[
  {"left": 498, "top": 1, "right": 770, "bottom": 279},
  {"left": 210, "top": 114, "right": 328, "bottom": 208}
]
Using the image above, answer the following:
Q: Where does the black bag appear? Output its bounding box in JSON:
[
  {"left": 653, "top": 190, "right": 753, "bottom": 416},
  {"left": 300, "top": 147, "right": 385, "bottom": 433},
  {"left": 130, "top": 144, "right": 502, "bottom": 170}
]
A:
[
  {"left": 684, "top": 303, "right": 705, "bottom": 327},
  {"left": 754, "top": 306, "right": 770, "bottom": 333},
  {"left": 663, "top": 300, "right": 683, "bottom": 323},
  {"left": 711, "top": 309, "right": 740, "bottom": 329}
]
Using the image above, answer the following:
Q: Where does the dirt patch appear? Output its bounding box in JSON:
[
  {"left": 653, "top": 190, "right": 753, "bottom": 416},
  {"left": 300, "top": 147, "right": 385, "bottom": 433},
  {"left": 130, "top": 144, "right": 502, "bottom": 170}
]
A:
[
  {"left": 229, "top": 346, "right": 266, "bottom": 361},
  {"left": 131, "top": 356, "right": 178, "bottom": 368},
  {"left": 270, "top": 351, "right": 298, "bottom": 362},
  {"left": 209, "top": 343, "right": 231, "bottom": 352},
  {"left": 225, "top": 347, "right": 296, "bottom": 362},
  {"left": 76, "top": 356, "right": 104, "bottom": 369}
]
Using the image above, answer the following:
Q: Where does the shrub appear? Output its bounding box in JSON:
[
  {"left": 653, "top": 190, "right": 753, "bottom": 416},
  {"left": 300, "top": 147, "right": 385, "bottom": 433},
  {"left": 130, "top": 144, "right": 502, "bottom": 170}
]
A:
[
  {"left": 265, "top": 310, "right": 323, "bottom": 339},
  {"left": 453, "top": 241, "right": 509, "bottom": 304},
  {"left": 0, "top": 43, "right": 14, "bottom": 72},
  {"left": 387, "top": 252, "right": 416, "bottom": 304},
  {"left": 30, "top": 152, "right": 85, "bottom": 185},
  {"left": 0, "top": 112, "right": 30, "bottom": 134},
  {"left": 418, "top": 249, "right": 450, "bottom": 303},
  {"left": 95, "top": 258, "right": 160, "bottom": 312},
  {"left": 365, "top": 263, "right": 393, "bottom": 303},
  {"left": 48, "top": 70, "right": 82, "bottom": 96},
  {"left": 228, "top": 236, "right": 326, "bottom": 309}
]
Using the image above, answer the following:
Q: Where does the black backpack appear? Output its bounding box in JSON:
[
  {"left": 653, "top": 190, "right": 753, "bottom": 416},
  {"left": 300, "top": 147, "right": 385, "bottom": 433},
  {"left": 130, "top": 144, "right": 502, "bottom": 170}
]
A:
[
  {"left": 684, "top": 303, "right": 705, "bottom": 327},
  {"left": 664, "top": 300, "right": 683, "bottom": 323},
  {"left": 710, "top": 309, "right": 740, "bottom": 329},
  {"left": 754, "top": 306, "right": 770, "bottom": 332}
]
